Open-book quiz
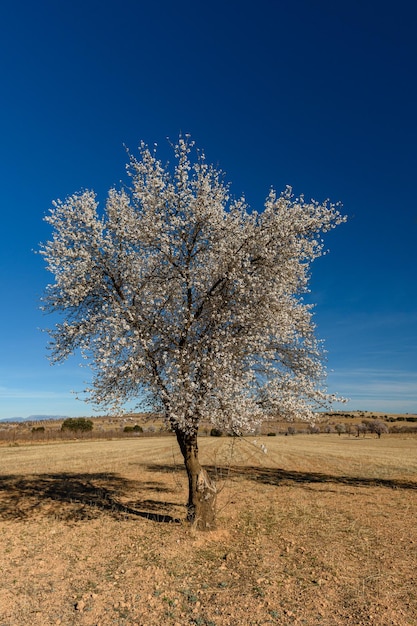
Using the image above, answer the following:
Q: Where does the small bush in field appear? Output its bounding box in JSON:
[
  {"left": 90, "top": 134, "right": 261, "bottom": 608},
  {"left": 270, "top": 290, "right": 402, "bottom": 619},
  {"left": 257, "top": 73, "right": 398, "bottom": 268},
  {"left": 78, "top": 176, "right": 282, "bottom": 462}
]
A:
[
  {"left": 210, "top": 428, "right": 223, "bottom": 437},
  {"left": 124, "top": 424, "right": 143, "bottom": 433},
  {"left": 267, "top": 432, "right": 276, "bottom": 436},
  {"left": 61, "top": 418, "right": 93, "bottom": 432},
  {"left": 32, "top": 426, "right": 45, "bottom": 433}
]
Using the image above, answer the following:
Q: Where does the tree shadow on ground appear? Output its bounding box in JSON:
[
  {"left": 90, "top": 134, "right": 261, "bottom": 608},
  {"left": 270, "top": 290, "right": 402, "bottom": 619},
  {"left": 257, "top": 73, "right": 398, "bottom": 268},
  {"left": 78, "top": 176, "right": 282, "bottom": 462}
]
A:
[
  {"left": 0, "top": 473, "right": 182, "bottom": 523},
  {"left": 148, "top": 464, "right": 417, "bottom": 491},
  {"left": 3, "top": 466, "right": 414, "bottom": 524}
]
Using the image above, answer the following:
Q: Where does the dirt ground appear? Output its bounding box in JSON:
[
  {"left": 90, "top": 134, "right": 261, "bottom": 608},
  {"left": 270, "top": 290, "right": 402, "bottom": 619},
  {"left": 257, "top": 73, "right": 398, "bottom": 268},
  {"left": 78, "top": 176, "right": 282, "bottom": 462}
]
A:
[{"left": 0, "top": 435, "right": 416, "bottom": 625}]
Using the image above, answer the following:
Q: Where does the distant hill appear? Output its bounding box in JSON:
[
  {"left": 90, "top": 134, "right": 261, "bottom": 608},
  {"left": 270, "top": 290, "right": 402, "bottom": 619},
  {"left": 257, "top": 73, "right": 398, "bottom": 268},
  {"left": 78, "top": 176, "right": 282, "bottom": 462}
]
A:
[{"left": 0, "top": 415, "right": 68, "bottom": 423}]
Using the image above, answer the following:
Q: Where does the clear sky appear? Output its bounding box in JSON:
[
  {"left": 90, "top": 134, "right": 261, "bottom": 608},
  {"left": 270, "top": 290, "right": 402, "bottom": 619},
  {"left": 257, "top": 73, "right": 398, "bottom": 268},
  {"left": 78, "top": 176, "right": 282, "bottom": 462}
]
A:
[{"left": 0, "top": 0, "right": 416, "bottom": 419}]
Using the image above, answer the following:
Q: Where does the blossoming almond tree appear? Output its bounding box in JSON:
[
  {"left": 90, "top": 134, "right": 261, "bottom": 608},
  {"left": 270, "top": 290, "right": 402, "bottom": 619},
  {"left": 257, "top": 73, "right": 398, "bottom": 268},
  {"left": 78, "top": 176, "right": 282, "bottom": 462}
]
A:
[{"left": 40, "top": 137, "right": 345, "bottom": 529}]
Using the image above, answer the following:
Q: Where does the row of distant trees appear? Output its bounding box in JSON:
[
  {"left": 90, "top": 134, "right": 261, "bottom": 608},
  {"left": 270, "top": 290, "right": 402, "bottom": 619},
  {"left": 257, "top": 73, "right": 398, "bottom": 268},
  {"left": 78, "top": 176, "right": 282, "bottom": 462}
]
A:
[
  {"left": 326, "top": 413, "right": 417, "bottom": 423},
  {"left": 335, "top": 420, "right": 388, "bottom": 438},
  {"left": 3, "top": 417, "right": 416, "bottom": 442},
  {"left": 286, "top": 419, "right": 390, "bottom": 437}
]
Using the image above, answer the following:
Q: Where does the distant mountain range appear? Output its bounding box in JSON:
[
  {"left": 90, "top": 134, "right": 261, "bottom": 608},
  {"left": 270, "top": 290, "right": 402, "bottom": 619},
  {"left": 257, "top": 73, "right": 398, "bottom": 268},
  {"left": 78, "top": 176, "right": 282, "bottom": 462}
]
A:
[{"left": 0, "top": 415, "right": 69, "bottom": 423}]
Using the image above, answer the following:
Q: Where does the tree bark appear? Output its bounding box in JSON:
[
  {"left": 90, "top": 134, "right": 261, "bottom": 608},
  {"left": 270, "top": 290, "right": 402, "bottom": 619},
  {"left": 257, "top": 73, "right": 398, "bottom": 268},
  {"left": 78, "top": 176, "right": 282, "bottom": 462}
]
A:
[{"left": 175, "top": 428, "right": 217, "bottom": 530}]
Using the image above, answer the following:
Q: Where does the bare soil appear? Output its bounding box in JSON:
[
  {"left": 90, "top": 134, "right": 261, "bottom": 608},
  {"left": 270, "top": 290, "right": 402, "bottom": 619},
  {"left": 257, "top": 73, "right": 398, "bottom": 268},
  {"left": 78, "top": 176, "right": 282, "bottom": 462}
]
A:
[{"left": 0, "top": 434, "right": 416, "bottom": 625}]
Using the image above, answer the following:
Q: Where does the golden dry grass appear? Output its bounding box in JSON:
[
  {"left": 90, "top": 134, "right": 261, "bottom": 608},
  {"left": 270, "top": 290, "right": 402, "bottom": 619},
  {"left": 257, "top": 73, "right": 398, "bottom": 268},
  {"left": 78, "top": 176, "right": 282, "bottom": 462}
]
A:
[{"left": 0, "top": 434, "right": 416, "bottom": 625}]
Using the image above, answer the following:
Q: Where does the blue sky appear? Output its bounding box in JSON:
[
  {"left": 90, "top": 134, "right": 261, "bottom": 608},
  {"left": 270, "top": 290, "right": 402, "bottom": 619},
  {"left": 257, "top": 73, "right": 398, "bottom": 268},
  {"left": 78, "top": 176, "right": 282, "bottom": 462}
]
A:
[{"left": 0, "top": 0, "right": 416, "bottom": 418}]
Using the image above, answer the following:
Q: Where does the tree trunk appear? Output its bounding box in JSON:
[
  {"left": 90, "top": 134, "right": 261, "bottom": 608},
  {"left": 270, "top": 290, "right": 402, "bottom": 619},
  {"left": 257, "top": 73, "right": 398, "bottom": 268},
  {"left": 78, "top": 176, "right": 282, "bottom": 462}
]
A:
[{"left": 175, "top": 428, "right": 217, "bottom": 530}]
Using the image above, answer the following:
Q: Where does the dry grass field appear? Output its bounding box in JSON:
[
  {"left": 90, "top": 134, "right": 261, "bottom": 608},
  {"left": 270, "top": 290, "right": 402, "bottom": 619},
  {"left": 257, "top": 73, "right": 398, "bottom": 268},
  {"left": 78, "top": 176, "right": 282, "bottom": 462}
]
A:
[{"left": 0, "top": 433, "right": 416, "bottom": 625}]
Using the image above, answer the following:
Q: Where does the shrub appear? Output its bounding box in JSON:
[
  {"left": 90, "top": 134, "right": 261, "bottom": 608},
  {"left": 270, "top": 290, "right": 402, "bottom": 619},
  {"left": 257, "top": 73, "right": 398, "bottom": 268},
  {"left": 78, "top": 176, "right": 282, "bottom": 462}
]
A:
[
  {"left": 266, "top": 432, "right": 277, "bottom": 436},
  {"left": 210, "top": 428, "right": 223, "bottom": 437},
  {"left": 31, "top": 426, "right": 45, "bottom": 433},
  {"left": 61, "top": 417, "right": 93, "bottom": 432},
  {"left": 389, "top": 424, "right": 417, "bottom": 434},
  {"left": 123, "top": 424, "right": 143, "bottom": 433}
]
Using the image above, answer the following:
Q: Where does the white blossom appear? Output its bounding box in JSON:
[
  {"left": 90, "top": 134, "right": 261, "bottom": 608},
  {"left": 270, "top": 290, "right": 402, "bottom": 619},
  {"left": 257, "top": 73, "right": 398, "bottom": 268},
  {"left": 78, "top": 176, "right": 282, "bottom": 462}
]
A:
[{"left": 40, "top": 137, "right": 346, "bottom": 434}]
